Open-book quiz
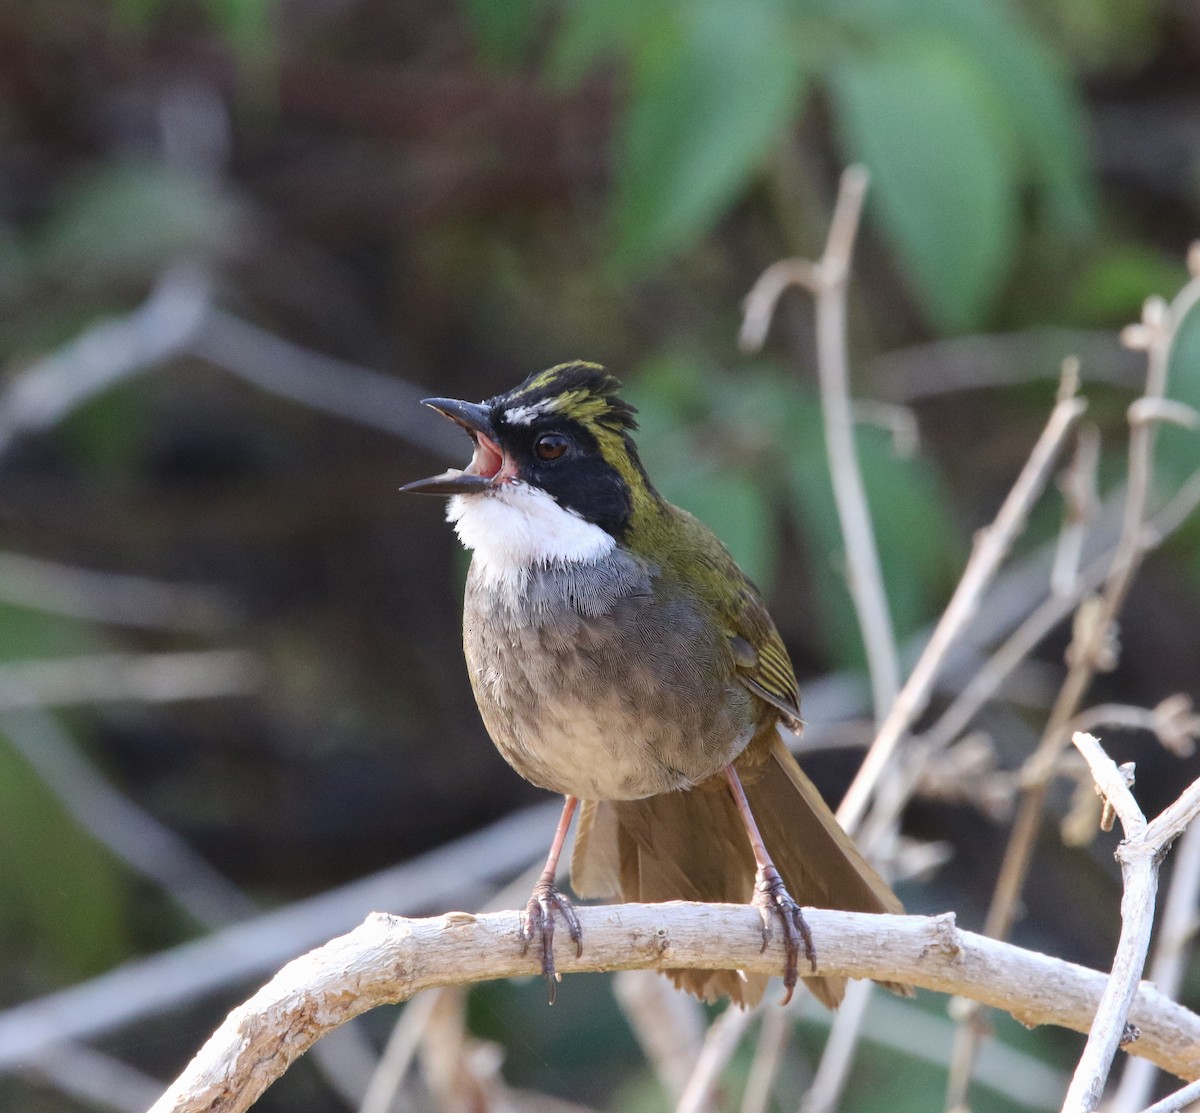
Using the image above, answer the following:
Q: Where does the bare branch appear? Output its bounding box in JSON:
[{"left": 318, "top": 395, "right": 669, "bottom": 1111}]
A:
[
  {"left": 188, "top": 309, "right": 461, "bottom": 456},
  {"left": 147, "top": 905, "right": 1200, "bottom": 1113},
  {"left": 1110, "top": 804, "right": 1200, "bottom": 1111},
  {"left": 1069, "top": 731, "right": 1146, "bottom": 837},
  {"left": 740, "top": 1004, "right": 793, "bottom": 1113},
  {"left": 800, "top": 978, "right": 873, "bottom": 1113},
  {"left": 1146, "top": 778, "right": 1200, "bottom": 852},
  {"left": 0, "top": 266, "right": 211, "bottom": 457},
  {"left": 0, "top": 262, "right": 461, "bottom": 462},
  {"left": 1053, "top": 418, "right": 1100, "bottom": 597},
  {"left": 0, "top": 550, "right": 237, "bottom": 632},
  {"left": 0, "top": 650, "right": 263, "bottom": 711},
  {"left": 983, "top": 260, "right": 1200, "bottom": 960},
  {"left": 1059, "top": 732, "right": 1200, "bottom": 1112},
  {"left": 0, "top": 700, "right": 256, "bottom": 926},
  {"left": 612, "top": 971, "right": 708, "bottom": 1109}
]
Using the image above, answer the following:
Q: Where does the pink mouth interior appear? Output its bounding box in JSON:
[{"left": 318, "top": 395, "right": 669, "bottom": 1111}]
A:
[{"left": 466, "top": 433, "right": 504, "bottom": 480}]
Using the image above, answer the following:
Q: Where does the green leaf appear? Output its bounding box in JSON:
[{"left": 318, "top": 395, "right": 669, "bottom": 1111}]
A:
[
  {"left": 665, "top": 466, "right": 778, "bottom": 589},
  {"left": 547, "top": 0, "right": 673, "bottom": 88},
  {"left": 58, "top": 378, "right": 148, "bottom": 474},
  {"left": 0, "top": 602, "right": 102, "bottom": 662},
  {"left": 460, "top": 0, "right": 548, "bottom": 68},
  {"left": 35, "top": 161, "right": 247, "bottom": 285},
  {"left": 1160, "top": 299, "right": 1200, "bottom": 492},
  {"left": 0, "top": 727, "right": 126, "bottom": 976},
  {"left": 206, "top": 0, "right": 280, "bottom": 73},
  {"left": 1068, "top": 245, "right": 1191, "bottom": 326},
  {"left": 789, "top": 394, "right": 958, "bottom": 668},
  {"left": 924, "top": 0, "right": 1094, "bottom": 234},
  {"left": 827, "top": 0, "right": 1094, "bottom": 235},
  {"left": 611, "top": 2, "right": 808, "bottom": 272},
  {"left": 633, "top": 359, "right": 782, "bottom": 587},
  {"left": 0, "top": 221, "right": 28, "bottom": 301},
  {"left": 830, "top": 36, "right": 1019, "bottom": 332}
]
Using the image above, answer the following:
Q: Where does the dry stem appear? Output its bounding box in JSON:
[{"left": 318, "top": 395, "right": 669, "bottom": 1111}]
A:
[
  {"left": 1109, "top": 793, "right": 1200, "bottom": 1110},
  {"left": 741, "top": 164, "right": 898, "bottom": 1110},
  {"left": 949, "top": 248, "right": 1200, "bottom": 1110},
  {"left": 1062, "top": 733, "right": 1200, "bottom": 1113},
  {"left": 741, "top": 165, "right": 900, "bottom": 722},
  {"left": 839, "top": 359, "right": 1087, "bottom": 832}
]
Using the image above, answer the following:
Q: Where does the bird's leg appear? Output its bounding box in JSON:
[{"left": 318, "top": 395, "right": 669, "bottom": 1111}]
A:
[
  {"left": 724, "top": 765, "right": 817, "bottom": 1004},
  {"left": 522, "top": 794, "right": 583, "bottom": 1003}
]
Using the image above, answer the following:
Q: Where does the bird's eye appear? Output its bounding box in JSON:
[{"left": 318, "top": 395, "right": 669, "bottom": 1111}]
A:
[{"left": 534, "top": 432, "right": 569, "bottom": 461}]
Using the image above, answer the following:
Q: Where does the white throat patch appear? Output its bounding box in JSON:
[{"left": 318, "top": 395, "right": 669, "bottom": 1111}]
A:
[{"left": 446, "top": 483, "right": 615, "bottom": 586}]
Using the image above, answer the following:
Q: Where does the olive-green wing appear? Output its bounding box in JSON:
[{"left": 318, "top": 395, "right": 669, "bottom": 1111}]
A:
[
  {"left": 657, "top": 504, "right": 803, "bottom": 728},
  {"left": 728, "top": 584, "right": 802, "bottom": 729}
]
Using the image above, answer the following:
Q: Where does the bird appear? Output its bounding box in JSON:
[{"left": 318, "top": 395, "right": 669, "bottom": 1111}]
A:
[{"left": 402, "top": 360, "right": 904, "bottom": 1007}]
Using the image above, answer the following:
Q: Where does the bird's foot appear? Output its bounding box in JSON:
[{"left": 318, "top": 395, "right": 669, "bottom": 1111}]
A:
[
  {"left": 752, "top": 864, "right": 817, "bottom": 1005},
  {"left": 521, "top": 879, "right": 583, "bottom": 1004}
]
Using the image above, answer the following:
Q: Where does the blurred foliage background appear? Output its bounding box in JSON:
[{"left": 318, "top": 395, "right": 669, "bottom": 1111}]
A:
[{"left": 0, "top": 0, "right": 1198, "bottom": 1109}]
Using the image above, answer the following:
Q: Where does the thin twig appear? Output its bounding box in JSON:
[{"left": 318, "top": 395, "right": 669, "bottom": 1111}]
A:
[
  {"left": 867, "top": 329, "right": 1141, "bottom": 403},
  {"left": 742, "top": 165, "right": 901, "bottom": 723},
  {"left": 0, "top": 650, "right": 263, "bottom": 710},
  {"left": 949, "top": 257, "right": 1200, "bottom": 1108},
  {"left": 0, "top": 261, "right": 462, "bottom": 462},
  {"left": 189, "top": 309, "right": 462, "bottom": 456},
  {"left": 614, "top": 972, "right": 709, "bottom": 1110},
  {"left": 854, "top": 470, "right": 1200, "bottom": 853},
  {"left": 851, "top": 399, "right": 920, "bottom": 457},
  {"left": 989, "top": 267, "right": 1200, "bottom": 937},
  {"left": 1053, "top": 417, "right": 1100, "bottom": 597},
  {"left": 0, "top": 698, "right": 257, "bottom": 926},
  {"left": 1060, "top": 733, "right": 1200, "bottom": 1113},
  {"left": 1070, "top": 732, "right": 1145, "bottom": 836},
  {"left": 799, "top": 978, "right": 873, "bottom": 1113},
  {"left": 741, "top": 165, "right": 899, "bottom": 1111},
  {"left": 950, "top": 482, "right": 1200, "bottom": 1108},
  {"left": 356, "top": 993, "right": 437, "bottom": 1113},
  {"left": 740, "top": 1004, "right": 794, "bottom": 1113},
  {"left": 0, "top": 266, "right": 211, "bottom": 457},
  {"left": 0, "top": 551, "right": 237, "bottom": 632},
  {"left": 926, "top": 554, "right": 1111, "bottom": 752},
  {"left": 1109, "top": 797, "right": 1200, "bottom": 1112},
  {"left": 676, "top": 1006, "right": 755, "bottom": 1113},
  {"left": 22, "top": 1042, "right": 164, "bottom": 1113},
  {"left": 0, "top": 801, "right": 563, "bottom": 1072},
  {"left": 839, "top": 359, "right": 1087, "bottom": 832},
  {"left": 1138, "top": 1076, "right": 1200, "bottom": 1113},
  {"left": 357, "top": 860, "right": 547, "bottom": 1113}
]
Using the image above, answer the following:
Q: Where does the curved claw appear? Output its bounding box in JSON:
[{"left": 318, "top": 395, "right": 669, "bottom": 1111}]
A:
[
  {"left": 752, "top": 865, "right": 817, "bottom": 1005},
  {"left": 521, "top": 880, "right": 583, "bottom": 1004}
]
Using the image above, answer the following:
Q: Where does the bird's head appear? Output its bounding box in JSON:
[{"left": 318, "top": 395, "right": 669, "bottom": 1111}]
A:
[{"left": 402, "top": 362, "right": 662, "bottom": 577}]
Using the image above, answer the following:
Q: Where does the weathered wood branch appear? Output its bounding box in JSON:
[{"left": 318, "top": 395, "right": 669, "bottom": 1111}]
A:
[{"left": 149, "top": 903, "right": 1200, "bottom": 1113}]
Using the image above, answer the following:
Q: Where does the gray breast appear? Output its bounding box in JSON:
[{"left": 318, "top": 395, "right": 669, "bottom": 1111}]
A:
[{"left": 462, "top": 550, "right": 755, "bottom": 800}]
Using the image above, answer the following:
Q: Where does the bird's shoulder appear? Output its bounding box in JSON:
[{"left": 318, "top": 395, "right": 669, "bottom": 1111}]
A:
[{"left": 647, "top": 503, "right": 801, "bottom": 727}]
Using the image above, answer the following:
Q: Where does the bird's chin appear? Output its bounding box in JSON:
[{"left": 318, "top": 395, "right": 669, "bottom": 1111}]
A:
[{"left": 446, "top": 482, "right": 615, "bottom": 585}]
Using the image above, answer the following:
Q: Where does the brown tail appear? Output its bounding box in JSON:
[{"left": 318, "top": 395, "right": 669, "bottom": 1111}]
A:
[{"left": 570, "top": 734, "right": 905, "bottom": 1008}]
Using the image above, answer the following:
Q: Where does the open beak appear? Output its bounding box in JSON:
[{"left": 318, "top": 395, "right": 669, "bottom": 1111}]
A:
[{"left": 400, "top": 397, "right": 505, "bottom": 496}]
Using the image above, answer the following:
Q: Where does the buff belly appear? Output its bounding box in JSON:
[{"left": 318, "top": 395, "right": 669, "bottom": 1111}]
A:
[{"left": 462, "top": 559, "right": 755, "bottom": 800}]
